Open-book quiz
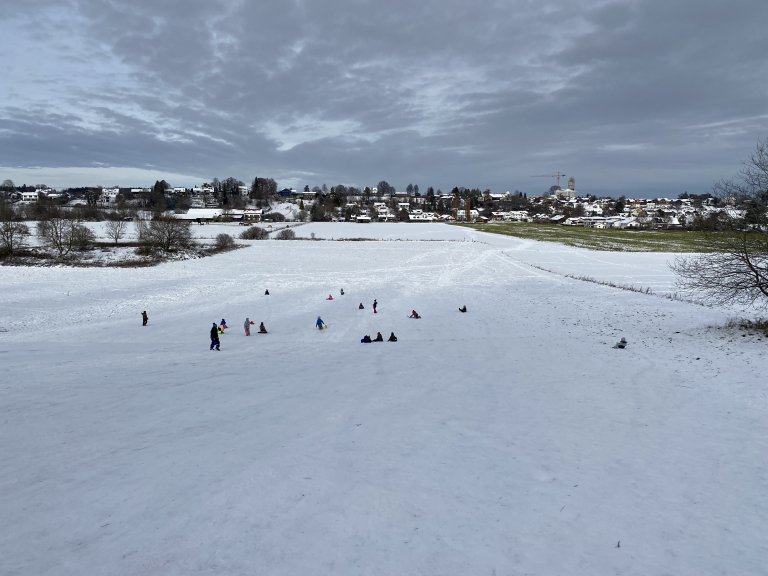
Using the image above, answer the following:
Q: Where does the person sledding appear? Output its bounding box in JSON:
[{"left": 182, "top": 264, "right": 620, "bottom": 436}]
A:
[
  {"left": 387, "top": 331, "right": 397, "bottom": 342},
  {"left": 264, "top": 289, "right": 270, "bottom": 295},
  {"left": 327, "top": 294, "right": 334, "bottom": 300},
  {"left": 360, "top": 334, "right": 372, "bottom": 343},
  {"left": 358, "top": 302, "right": 364, "bottom": 310},
  {"left": 409, "top": 309, "right": 421, "bottom": 319},
  {"left": 340, "top": 288, "right": 345, "bottom": 295},
  {"left": 244, "top": 317, "right": 254, "bottom": 336},
  {"left": 373, "top": 331, "right": 384, "bottom": 342},
  {"left": 258, "top": 322, "right": 268, "bottom": 334},
  {"left": 210, "top": 322, "right": 221, "bottom": 350},
  {"left": 316, "top": 316, "right": 326, "bottom": 330},
  {"left": 219, "top": 318, "right": 228, "bottom": 333},
  {"left": 459, "top": 305, "right": 467, "bottom": 313}
]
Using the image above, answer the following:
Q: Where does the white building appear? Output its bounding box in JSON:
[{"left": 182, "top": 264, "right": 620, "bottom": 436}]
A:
[{"left": 100, "top": 187, "right": 121, "bottom": 205}]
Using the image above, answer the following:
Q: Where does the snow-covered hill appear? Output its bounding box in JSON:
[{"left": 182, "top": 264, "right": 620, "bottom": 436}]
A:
[{"left": 1, "top": 224, "right": 765, "bottom": 576}]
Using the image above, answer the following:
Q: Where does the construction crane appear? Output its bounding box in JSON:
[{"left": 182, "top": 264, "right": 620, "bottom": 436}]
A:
[{"left": 530, "top": 171, "right": 567, "bottom": 189}]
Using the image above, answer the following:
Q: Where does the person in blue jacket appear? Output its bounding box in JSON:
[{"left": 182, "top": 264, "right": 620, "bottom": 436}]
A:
[{"left": 316, "top": 316, "right": 326, "bottom": 330}]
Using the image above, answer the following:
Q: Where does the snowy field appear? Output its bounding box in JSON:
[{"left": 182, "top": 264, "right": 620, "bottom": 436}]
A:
[{"left": 1, "top": 223, "right": 766, "bottom": 576}]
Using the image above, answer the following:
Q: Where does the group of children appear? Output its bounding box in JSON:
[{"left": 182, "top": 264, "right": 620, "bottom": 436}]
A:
[
  {"left": 360, "top": 331, "right": 397, "bottom": 343},
  {"left": 209, "top": 316, "right": 268, "bottom": 350},
  {"left": 202, "top": 287, "right": 466, "bottom": 350}
]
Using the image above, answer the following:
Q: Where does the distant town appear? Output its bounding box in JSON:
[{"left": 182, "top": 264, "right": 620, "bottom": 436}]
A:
[{"left": 0, "top": 176, "right": 740, "bottom": 231}]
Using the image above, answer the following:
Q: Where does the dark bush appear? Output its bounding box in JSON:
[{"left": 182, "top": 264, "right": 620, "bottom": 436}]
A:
[
  {"left": 263, "top": 212, "right": 286, "bottom": 222},
  {"left": 215, "top": 233, "right": 235, "bottom": 249},
  {"left": 239, "top": 226, "right": 269, "bottom": 240},
  {"left": 276, "top": 228, "right": 296, "bottom": 240}
]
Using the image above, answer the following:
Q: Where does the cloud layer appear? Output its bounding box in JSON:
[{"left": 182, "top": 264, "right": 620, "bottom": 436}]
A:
[{"left": 2, "top": 0, "right": 767, "bottom": 196}]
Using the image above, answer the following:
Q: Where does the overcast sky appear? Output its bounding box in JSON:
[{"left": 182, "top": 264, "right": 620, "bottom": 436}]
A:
[{"left": 2, "top": 0, "right": 767, "bottom": 197}]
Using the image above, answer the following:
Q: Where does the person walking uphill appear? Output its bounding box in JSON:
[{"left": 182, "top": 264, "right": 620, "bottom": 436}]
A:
[
  {"left": 210, "top": 323, "right": 221, "bottom": 350},
  {"left": 373, "top": 299, "right": 378, "bottom": 314},
  {"left": 141, "top": 310, "right": 148, "bottom": 326}
]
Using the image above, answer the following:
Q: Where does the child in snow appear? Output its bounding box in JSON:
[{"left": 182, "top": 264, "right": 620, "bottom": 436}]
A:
[
  {"left": 373, "top": 299, "right": 378, "bottom": 313},
  {"left": 358, "top": 303, "right": 364, "bottom": 309},
  {"left": 373, "top": 331, "right": 384, "bottom": 342},
  {"left": 219, "top": 318, "right": 228, "bottom": 333},
  {"left": 614, "top": 337, "right": 628, "bottom": 349},
  {"left": 259, "top": 322, "right": 268, "bottom": 334},
  {"left": 210, "top": 323, "right": 221, "bottom": 350},
  {"left": 459, "top": 305, "right": 467, "bottom": 313},
  {"left": 388, "top": 332, "right": 397, "bottom": 342},
  {"left": 244, "top": 317, "right": 254, "bottom": 336},
  {"left": 361, "top": 334, "right": 372, "bottom": 343},
  {"left": 264, "top": 289, "right": 270, "bottom": 295},
  {"left": 142, "top": 310, "right": 148, "bottom": 326},
  {"left": 410, "top": 310, "right": 421, "bottom": 319},
  {"left": 316, "top": 316, "right": 326, "bottom": 330},
  {"left": 340, "top": 288, "right": 345, "bottom": 295},
  {"left": 327, "top": 294, "right": 334, "bottom": 300}
]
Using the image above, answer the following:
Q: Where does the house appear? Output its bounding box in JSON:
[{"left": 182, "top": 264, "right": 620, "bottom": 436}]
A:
[
  {"left": 21, "top": 191, "right": 40, "bottom": 203},
  {"left": 99, "top": 187, "right": 121, "bottom": 206},
  {"left": 242, "top": 208, "right": 262, "bottom": 222},
  {"left": 610, "top": 217, "right": 641, "bottom": 229},
  {"left": 356, "top": 215, "right": 372, "bottom": 223}
]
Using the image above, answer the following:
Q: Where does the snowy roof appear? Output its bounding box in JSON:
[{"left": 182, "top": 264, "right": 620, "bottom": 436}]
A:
[{"left": 174, "top": 208, "right": 223, "bottom": 220}]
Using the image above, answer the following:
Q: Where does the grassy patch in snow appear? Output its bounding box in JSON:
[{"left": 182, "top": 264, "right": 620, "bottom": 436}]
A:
[
  {"left": 459, "top": 222, "right": 742, "bottom": 252},
  {"left": 725, "top": 317, "right": 768, "bottom": 336}
]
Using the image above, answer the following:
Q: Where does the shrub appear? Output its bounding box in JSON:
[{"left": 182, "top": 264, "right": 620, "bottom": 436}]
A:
[
  {"left": 263, "top": 212, "right": 286, "bottom": 222},
  {"left": 239, "top": 226, "right": 269, "bottom": 240},
  {"left": 276, "top": 228, "right": 296, "bottom": 240},
  {"left": 215, "top": 233, "right": 235, "bottom": 249}
]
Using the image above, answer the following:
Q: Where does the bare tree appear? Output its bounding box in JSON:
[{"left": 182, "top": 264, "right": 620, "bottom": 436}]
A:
[
  {"left": 105, "top": 219, "right": 129, "bottom": 245},
  {"left": 37, "top": 213, "right": 95, "bottom": 257},
  {"left": 671, "top": 138, "right": 768, "bottom": 308},
  {"left": 142, "top": 217, "right": 195, "bottom": 253},
  {"left": 37, "top": 215, "right": 72, "bottom": 257},
  {"left": 0, "top": 219, "right": 30, "bottom": 257}
]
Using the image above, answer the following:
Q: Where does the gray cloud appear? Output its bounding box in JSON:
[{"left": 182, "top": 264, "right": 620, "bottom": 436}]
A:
[{"left": 1, "top": 0, "right": 767, "bottom": 196}]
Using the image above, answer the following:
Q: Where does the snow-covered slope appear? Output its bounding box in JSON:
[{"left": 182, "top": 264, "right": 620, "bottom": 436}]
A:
[{"left": 1, "top": 224, "right": 765, "bottom": 576}]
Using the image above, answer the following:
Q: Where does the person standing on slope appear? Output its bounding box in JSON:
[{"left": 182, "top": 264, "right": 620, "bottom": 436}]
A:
[
  {"left": 244, "top": 317, "right": 254, "bottom": 336},
  {"left": 141, "top": 310, "right": 148, "bottom": 326},
  {"left": 210, "top": 322, "right": 221, "bottom": 350},
  {"left": 373, "top": 299, "right": 378, "bottom": 314}
]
